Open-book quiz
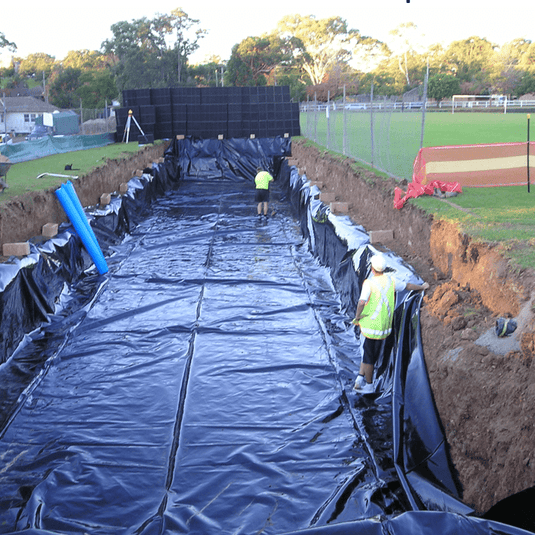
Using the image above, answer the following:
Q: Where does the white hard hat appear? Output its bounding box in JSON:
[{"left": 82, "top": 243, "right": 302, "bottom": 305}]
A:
[{"left": 371, "top": 255, "right": 386, "bottom": 272}]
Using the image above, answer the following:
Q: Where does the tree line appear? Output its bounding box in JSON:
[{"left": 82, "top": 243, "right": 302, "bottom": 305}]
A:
[{"left": 1, "top": 12, "right": 534, "bottom": 109}]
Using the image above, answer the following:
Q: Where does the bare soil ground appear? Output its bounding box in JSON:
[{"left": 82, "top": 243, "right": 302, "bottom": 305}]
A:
[
  {"left": 291, "top": 139, "right": 535, "bottom": 515},
  {"left": 1, "top": 140, "right": 534, "bottom": 515}
]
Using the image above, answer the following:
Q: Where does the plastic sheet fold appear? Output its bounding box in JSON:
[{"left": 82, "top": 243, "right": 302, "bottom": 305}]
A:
[{"left": 0, "top": 137, "right": 531, "bottom": 534}]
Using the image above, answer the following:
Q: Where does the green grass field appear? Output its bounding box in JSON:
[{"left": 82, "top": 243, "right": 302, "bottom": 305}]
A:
[
  {"left": 423, "top": 112, "right": 530, "bottom": 146},
  {"left": 301, "top": 111, "right": 531, "bottom": 180},
  {"left": 1, "top": 142, "right": 148, "bottom": 200},
  {"left": 300, "top": 111, "right": 535, "bottom": 270}
]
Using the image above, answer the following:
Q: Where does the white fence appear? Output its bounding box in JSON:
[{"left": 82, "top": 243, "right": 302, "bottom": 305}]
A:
[{"left": 301, "top": 100, "right": 535, "bottom": 113}]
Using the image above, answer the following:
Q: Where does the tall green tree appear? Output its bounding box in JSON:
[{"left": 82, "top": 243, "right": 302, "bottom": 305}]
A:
[
  {"left": 170, "top": 8, "right": 207, "bottom": 84},
  {"left": 18, "top": 53, "right": 56, "bottom": 77},
  {"left": 387, "top": 23, "right": 427, "bottom": 87},
  {"left": 61, "top": 50, "right": 110, "bottom": 70},
  {"left": 101, "top": 9, "right": 206, "bottom": 90},
  {"left": 225, "top": 34, "right": 297, "bottom": 86},
  {"left": 518, "top": 41, "right": 535, "bottom": 73},
  {"left": 515, "top": 71, "right": 535, "bottom": 97},
  {"left": 189, "top": 61, "right": 224, "bottom": 86},
  {"left": 427, "top": 73, "right": 461, "bottom": 102},
  {"left": 276, "top": 14, "right": 361, "bottom": 86},
  {"left": 442, "top": 36, "right": 495, "bottom": 85},
  {"left": 77, "top": 70, "right": 118, "bottom": 108},
  {"left": 49, "top": 67, "right": 82, "bottom": 108}
]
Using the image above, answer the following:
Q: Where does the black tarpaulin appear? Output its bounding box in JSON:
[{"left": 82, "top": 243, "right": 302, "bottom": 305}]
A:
[{"left": 0, "top": 137, "right": 531, "bottom": 535}]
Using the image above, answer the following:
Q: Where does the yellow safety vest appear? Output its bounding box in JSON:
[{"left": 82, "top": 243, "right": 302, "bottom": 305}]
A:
[
  {"left": 255, "top": 171, "right": 273, "bottom": 189},
  {"left": 359, "top": 275, "right": 395, "bottom": 340}
]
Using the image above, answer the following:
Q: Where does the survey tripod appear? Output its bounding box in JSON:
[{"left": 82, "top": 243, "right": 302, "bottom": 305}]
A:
[{"left": 122, "top": 109, "right": 149, "bottom": 143}]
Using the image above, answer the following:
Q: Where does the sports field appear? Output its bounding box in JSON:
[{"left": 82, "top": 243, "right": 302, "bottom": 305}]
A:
[
  {"left": 301, "top": 111, "right": 531, "bottom": 181},
  {"left": 300, "top": 111, "right": 535, "bottom": 269},
  {"left": 423, "top": 112, "right": 530, "bottom": 146}
]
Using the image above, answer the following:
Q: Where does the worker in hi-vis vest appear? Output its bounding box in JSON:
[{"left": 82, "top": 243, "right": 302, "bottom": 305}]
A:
[
  {"left": 254, "top": 167, "right": 274, "bottom": 217},
  {"left": 352, "top": 254, "right": 429, "bottom": 394}
]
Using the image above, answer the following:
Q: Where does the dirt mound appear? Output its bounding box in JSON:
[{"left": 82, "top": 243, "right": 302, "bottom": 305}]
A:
[{"left": 292, "top": 139, "right": 535, "bottom": 514}]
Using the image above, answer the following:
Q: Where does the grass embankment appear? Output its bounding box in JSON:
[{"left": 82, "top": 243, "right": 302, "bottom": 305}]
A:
[
  {"left": 302, "top": 112, "right": 535, "bottom": 271},
  {"left": 0, "top": 142, "right": 148, "bottom": 200}
]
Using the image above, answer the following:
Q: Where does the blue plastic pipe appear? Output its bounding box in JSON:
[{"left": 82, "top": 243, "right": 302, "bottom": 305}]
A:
[
  {"left": 55, "top": 183, "right": 108, "bottom": 274},
  {"left": 62, "top": 181, "right": 100, "bottom": 250}
]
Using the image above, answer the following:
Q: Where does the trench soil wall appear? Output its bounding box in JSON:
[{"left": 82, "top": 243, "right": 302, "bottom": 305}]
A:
[
  {"left": 0, "top": 143, "right": 166, "bottom": 250},
  {"left": 291, "top": 139, "right": 535, "bottom": 514}
]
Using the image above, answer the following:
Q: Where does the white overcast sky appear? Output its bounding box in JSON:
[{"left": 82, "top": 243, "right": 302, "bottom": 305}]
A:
[{"left": 1, "top": 0, "right": 532, "bottom": 66}]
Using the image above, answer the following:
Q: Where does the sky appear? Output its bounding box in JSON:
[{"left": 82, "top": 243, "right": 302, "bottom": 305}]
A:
[{"left": 0, "top": 0, "right": 533, "bottom": 67}]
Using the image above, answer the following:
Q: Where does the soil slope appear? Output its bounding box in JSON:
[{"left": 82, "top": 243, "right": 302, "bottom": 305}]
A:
[
  {"left": 0, "top": 144, "right": 166, "bottom": 248},
  {"left": 291, "top": 139, "right": 535, "bottom": 515}
]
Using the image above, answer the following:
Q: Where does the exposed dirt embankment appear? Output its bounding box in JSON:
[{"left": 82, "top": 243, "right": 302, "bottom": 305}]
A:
[
  {"left": 0, "top": 143, "right": 166, "bottom": 248},
  {"left": 291, "top": 139, "right": 535, "bottom": 515}
]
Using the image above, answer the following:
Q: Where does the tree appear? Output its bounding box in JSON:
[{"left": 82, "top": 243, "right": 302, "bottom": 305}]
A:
[
  {"left": 442, "top": 36, "right": 495, "bottom": 84},
  {"left": 488, "top": 39, "right": 530, "bottom": 95},
  {"left": 224, "top": 45, "right": 257, "bottom": 86},
  {"left": 49, "top": 67, "right": 82, "bottom": 108},
  {"left": 387, "top": 23, "right": 426, "bottom": 87},
  {"left": 170, "top": 8, "right": 207, "bottom": 84},
  {"left": 427, "top": 73, "right": 461, "bottom": 102},
  {"left": 18, "top": 53, "right": 56, "bottom": 77},
  {"left": 515, "top": 71, "right": 535, "bottom": 97},
  {"left": 351, "top": 37, "right": 388, "bottom": 73},
  {"left": 273, "top": 71, "right": 307, "bottom": 102},
  {"left": 188, "top": 61, "right": 222, "bottom": 86},
  {"left": 77, "top": 70, "right": 118, "bottom": 108},
  {"left": 61, "top": 50, "right": 110, "bottom": 70},
  {"left": 225, "top": 34, "right": 297, "bottom": 86},
  {"left": 276, "top": 15, "right": 361, "bottom": 86},
  {"left": 101, "top": 9, "right": 206, "bottom": 90},
  {"left": 518, "top": 42, "right": 535, "bottom": 74},
  {"left": 0, "top": 31, "right": 16, "bottom": 52}
]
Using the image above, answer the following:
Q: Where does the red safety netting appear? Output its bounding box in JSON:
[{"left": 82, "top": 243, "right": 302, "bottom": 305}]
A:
[{"left": 394, "top": 141, "right": 534, "bottom": 209}]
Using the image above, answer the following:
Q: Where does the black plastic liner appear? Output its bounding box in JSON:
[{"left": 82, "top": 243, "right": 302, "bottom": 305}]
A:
[{"left": 0, "top": 137, "right": 531, "bottom": 534}]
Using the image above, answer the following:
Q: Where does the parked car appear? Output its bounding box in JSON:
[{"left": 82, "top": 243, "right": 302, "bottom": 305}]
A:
[{"left": 26, "top": 125, "right": 51, "bottom": 141}]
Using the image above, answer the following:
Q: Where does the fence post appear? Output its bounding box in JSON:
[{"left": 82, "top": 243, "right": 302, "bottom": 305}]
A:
[
  {"left": 314, "top": 92, "right": 318, "bottom": 144},
  {"left": 343, "top": 85, "right": 347, "bottom": 156},
  {"left": 420, "top": 61, "right": 429, "bottom": 150},
  {"left": 79, "top": 99, "right": 83, "bottom": 135},
  {"left": 370, "top": 80, "right": 374, "bottom": 169},
  {"left": 528, "top": 114, "right": 531, "bottom": 193},
  {"left": 327, "top": 90, "right": 331, "bottom": 150}
]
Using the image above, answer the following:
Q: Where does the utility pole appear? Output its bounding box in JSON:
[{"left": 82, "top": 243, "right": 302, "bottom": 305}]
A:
[{"left": 42, "top": 71, "right": 48, "bottom": 103}]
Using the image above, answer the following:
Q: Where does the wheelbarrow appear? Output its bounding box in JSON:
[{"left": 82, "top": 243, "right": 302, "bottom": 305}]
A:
[{"left": 0, "top": 160, "right": 11, "bottom": 193}]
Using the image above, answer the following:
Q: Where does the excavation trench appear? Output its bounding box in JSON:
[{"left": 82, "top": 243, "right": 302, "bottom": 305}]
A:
[{"left": 0, "top": 137, "right": 533, "bottom": 533}]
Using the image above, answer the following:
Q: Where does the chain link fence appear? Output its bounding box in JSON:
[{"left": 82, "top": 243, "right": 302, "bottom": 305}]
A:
[{"left": 300, "top": 79, "right": 428, "bottom": 182}]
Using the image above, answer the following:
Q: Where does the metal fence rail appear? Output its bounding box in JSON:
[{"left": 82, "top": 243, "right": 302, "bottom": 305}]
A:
[{"left": 301, "top": 100, "right": 535, "bottom": 113}]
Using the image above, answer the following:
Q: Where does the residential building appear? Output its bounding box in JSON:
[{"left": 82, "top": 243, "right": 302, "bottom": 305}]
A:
[{"left": 0, "top": 96, "right": 60, "bottom": 136}]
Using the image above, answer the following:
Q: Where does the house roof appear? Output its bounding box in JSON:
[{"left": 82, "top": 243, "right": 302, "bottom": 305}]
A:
[
  {"left": 2, "top": 86, "right": 44, "bottom": 98},
  {"left": 0, "top": 97, "right": 60, "bottom": 113}
]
